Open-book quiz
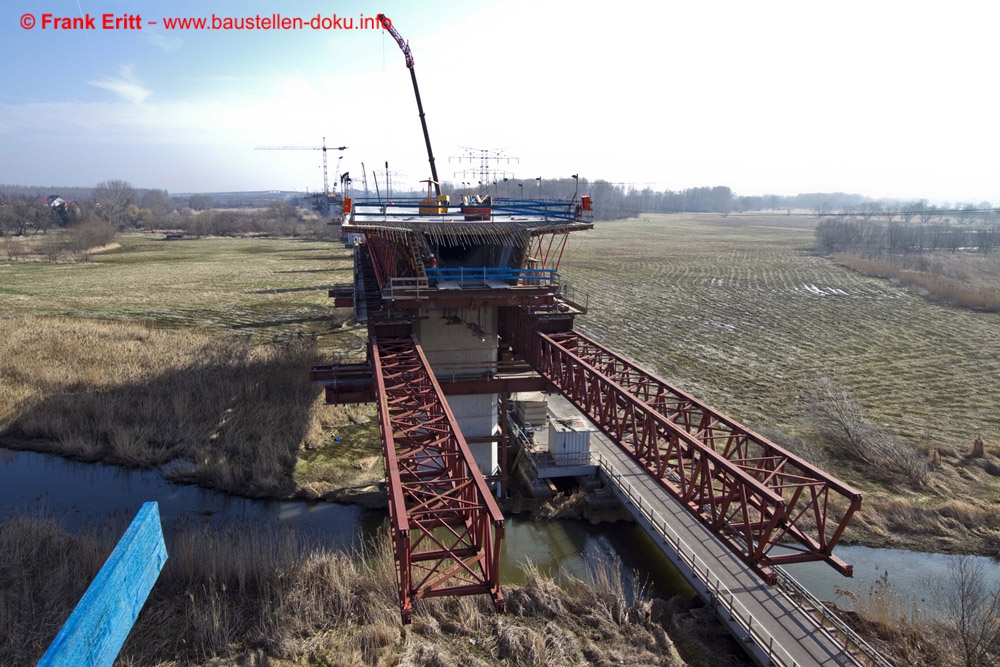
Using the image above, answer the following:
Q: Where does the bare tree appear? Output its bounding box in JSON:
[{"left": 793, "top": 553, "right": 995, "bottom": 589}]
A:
[
  {"left": 93, "top": 179, "right": 136, "bottom": 230},
  {"left": 188, "top": 194, "right": 213, "bottom": 211},
  {"left": 141, "top": 189, "right": 171, "bottom": 227},
  {"left": 2, "top": 199, "right": 48, "bottom": 236},
  {"left": 809, "top": 377, "right": 928, "bottom": 485},
  {"left": 927, "top": 557, "right": 1000, "bottom": 666},
  {"left": 40, "top": 231, "right": 68, "bottom": 262},
  {"left": 859, "top": 201, "right": 883, "bottom": 223},
  {"left": 3, "top": 235, "right": 26, "bottom": 261},
  {"left": 67, "top": 218, "right": 116, "bottom": 261}
]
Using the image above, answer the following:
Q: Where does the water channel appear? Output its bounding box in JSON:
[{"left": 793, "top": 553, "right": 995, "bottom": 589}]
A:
[{"left": 4, "top": 446, "right": 999, "bottom": 617}]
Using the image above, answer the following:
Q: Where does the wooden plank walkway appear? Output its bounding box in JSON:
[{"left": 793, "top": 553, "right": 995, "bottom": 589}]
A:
[{"left": 588, "top": 428, "right": 862, "bottom": 667}]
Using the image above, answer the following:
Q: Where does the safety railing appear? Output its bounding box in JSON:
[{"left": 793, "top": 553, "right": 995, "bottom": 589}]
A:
[
  {"left": 349, "top": 197, "right": 582, "bottom": 222},
  {"left": 382, "top": 269, "right": 558, "bottom": 300},
  {"left": 591, "top": 449, "right": 892, "bottom": 667},
  {"left": 424, "top": 267, "right": 558, "bottom": 286},
  {"left": 591, "top": 451, "right": 801, "bottom": 667},
  {"left": 383, "top": 277, "right": 428, "bottom": 300},
  {"left": 773, "top": 569, "right": 893, "bottom": 667}
]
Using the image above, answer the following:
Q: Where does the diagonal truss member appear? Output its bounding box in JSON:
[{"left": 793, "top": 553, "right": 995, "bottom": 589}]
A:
[
  {"left": 371, "top": 335, "right": 505, "bottom": 623},
  {"left": 533, "top": 329, "right": 862, "bottom": 583}
]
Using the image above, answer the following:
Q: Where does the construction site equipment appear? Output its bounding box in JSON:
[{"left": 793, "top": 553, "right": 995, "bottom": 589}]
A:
[
  {"left": 255, "top": 137, "right": 347, "bottom": 196},
  {"left": 419, "top": 179, "right": 448, "bottom": 215},
  {"left": 377, "top": 13, "right": 446, "bottom": 203}
]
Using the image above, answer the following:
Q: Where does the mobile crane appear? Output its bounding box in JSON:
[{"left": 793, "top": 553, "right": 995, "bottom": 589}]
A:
[{"left": 377, "top": 13, "right": 449, "bottom": 213}]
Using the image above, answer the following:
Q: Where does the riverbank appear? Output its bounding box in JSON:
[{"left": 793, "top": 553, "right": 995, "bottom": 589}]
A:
[
  {"left": 4, "top": 232, "right": 999, "bottom": 561},
  {"left": 1, "top": 509, "right": 745, "bottom": 666},
  {"left": 0, "top": 314, "right": 382, "bottom": 500}
]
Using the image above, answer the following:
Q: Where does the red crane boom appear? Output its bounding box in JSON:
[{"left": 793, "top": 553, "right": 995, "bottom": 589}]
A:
[{"left": 376, "top": 13, "right": 441, "bottom": 198}]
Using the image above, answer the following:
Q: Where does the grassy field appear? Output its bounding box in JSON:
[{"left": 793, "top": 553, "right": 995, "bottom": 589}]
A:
[
  {"left": 0, "top": 235, "right": 379, "bottom": 500},
  {"left": 0, "top": 235, "right": 365, "bottom": 351},
  {"left": 560, "top": 213, "right": 1000, "bottom": 553}
]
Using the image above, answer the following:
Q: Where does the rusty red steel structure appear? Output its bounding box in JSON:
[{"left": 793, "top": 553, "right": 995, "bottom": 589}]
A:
[
  {"left": 527, "top": 327, "right": 862, "bottom": 582},
  {"left": 370, "top": 334, "right": 505, "bottom": 622}
]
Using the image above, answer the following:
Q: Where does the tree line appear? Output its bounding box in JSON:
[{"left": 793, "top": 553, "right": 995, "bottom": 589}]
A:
[
  {"left": 5, "top": 178, "right": 997, "bottom": 231},
  {"left": 0, "top": 181, "right": 326, "bottom": 239},
  {"left": 437, "top": 179, "right": 998, "bottom": 222},
  {"left": 815, "top": 218, "right": 1000, "bottom": 254}
]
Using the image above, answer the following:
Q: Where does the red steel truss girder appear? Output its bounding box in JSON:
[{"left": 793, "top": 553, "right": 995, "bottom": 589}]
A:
[
  {"left": 533, "top": 332, "right": 785, "bottom": 577},
  {"left": 534, "top": 330, "right": 863, "bottom": 578},
  {"left": 370, "top": 335, "right": 505, "bottom": 622},
  {"left": 546, "top": 331, "right": 862, "bottom": 570}
]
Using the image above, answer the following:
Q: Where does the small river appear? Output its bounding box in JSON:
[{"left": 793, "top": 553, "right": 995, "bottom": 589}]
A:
[{"left": 3, "top": 447, "right": 999, "bottom": 615}]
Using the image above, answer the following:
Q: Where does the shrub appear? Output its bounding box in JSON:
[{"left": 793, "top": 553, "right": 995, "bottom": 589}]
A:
[{"left": 809, "top": 377, "right": 928, "bottom": 486}]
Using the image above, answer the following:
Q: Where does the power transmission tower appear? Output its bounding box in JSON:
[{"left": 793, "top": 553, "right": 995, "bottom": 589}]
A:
[{"left": 449, "top": 147, "right": 518, "bottom": 189}]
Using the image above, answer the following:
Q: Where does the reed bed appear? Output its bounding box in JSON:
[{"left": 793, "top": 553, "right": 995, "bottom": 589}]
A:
[
  {"left": 0, "top": 511, "right": 703, "bottom": 666},
  {"left": 0, "top": 315, "right": 373, "bottom": 498}
]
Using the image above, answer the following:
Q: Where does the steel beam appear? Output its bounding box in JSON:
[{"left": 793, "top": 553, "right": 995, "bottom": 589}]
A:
[
  {"left": 371, "top": 335, "right": 505, "bottom": 623},
  {"left": 544, "top": 330, "right": 863, "bottom": 574},
  {"left": 509, "top": 315, "right": 861, "bottom": 581}
]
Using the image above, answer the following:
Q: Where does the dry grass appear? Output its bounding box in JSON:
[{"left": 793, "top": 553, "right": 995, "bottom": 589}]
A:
[
  {"left": 834, "top": 252, "right": 1000, "bottom": 312},
  {"left": 0, "top": 510, "right": 400, "bottom": 666},
  {"left": 0, "top": 315, "right": 379, "bottom": 499},
  {"left": 852, "top": 496, "right": 1000, "bottom": 549},
  {"left": 0, "top": 511, "right": 703, "bottom": 667},
  {"left": 561, "top": 213, "right": 1000, "bottom": 553},
  {"left": 0, "top": 235, "right": 378, "bottom": 499},
  {"left": 830, "top": 567, "right": 990, "bottom": 666},
  {"left": 0, "top": 234, "right": 364, "bottom": 346}
]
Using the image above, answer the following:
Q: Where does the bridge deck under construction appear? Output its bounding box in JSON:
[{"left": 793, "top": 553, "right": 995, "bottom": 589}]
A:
[{"left": 313, "top": 190, "right": 884, "bottom": 663}]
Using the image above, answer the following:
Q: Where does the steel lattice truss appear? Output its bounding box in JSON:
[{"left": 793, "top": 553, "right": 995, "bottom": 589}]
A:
[
  {"left": 534, "top": 329, "right": 862, "bottom": 581},
  {"left": 371, "top": 335, "right": 505, "bottom": 622}
]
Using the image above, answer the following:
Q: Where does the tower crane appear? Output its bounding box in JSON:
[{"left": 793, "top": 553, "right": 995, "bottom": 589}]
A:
[
  {"left": 377, "top": 13, "right": 444, "bottom": 202},
  {"left": 255, "top": 137, "right": 347, "bottom": 196}
]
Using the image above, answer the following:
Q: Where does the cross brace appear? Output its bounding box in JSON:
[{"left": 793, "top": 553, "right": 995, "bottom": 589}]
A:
[
  {"left": 371, "top": 334, "right": 505, "bottom": 622},
  {"left": 530, "top": 328, "right": 862, "bottom": 581}
]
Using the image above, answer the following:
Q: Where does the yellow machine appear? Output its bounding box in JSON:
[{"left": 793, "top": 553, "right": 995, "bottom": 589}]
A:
[{"left": 418, "top": 179, "right": 450, "bottom": 215}]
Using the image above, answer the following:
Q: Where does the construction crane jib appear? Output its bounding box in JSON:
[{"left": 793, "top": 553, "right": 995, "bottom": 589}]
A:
[
  {"left": 255, "top": 138, "right": 347, "bottom": 196},
  {"left": 377, "top": 13, "right": 445, "bottom": 206}
]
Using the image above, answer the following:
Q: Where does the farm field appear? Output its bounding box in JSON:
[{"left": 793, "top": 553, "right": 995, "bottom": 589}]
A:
[
  {"left": 561, "top": 213, "right": 1000, "bottom": 552},
  {"left": 0, "top": 235, "right": 366, "bottom": 354}
]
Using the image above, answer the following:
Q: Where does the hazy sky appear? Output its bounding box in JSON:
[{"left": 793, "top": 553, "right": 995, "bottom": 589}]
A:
[{"left": 2, "top": 0, "right": 997, "bottom": 203}]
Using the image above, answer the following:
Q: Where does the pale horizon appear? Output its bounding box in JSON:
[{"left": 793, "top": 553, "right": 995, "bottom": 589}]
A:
[{"left": 3, "top": 0, "right": 998, "bottom": 205}]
